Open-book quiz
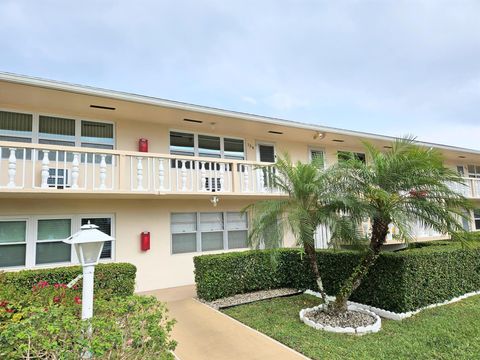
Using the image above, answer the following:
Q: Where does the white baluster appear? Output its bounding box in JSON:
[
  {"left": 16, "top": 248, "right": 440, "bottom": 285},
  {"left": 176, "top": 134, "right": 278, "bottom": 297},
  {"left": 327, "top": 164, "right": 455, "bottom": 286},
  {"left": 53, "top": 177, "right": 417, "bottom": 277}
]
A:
[
  {"left": 259, "top": 168, "right": 265, "bottom": 192},
  {"left": 158, "top": 159, "right": 165, "bottom": 190},
  {"left": 200, "top": 161, "right": 206, "bottom": 191},
  {"left": 7, "top": 148, "right": 17, "bottom": 188},
  {"left": 180, "top": 160, "right": 187, "bottom": 191},
  {"left": 136, "top": 157, "right": 144, "bottom": 191},
  {"left": 71, "top": 153, "right": 80, "bottom": 189},
  {"left": 40, "top": 150, "right": 50, "bottom": 188},
  {"left": 243, "top": 165, "right": 249, "bottom": 192},
  {"left": 219, "top": 163, "right": 225, "bottom": 191},
  {"left": 99, "top": 154, "right": 107, "bottom": 189}
]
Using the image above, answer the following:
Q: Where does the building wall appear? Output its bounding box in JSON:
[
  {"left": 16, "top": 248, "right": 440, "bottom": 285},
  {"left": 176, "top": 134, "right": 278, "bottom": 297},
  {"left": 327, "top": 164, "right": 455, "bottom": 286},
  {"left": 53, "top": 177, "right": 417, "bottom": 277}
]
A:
[{"left": 0, "top": 198, "right": 296, "bottom": 292}]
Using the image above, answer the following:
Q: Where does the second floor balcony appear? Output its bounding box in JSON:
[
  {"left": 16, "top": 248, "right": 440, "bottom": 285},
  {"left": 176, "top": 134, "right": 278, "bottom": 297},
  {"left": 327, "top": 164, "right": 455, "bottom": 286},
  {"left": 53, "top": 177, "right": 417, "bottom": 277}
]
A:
[{"left": 0, "top": 141, "right": 283, "bottom": 198}]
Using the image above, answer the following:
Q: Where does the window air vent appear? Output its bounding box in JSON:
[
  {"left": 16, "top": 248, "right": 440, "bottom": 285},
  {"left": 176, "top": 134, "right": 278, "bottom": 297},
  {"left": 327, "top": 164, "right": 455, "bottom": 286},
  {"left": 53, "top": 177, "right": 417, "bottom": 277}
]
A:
[
  {"left": 183, "top": 119, "right": 203, "bottom": 124},
  {"left": 90, "top": 104, "right": 116, "bottom": 110},
  {"left": 268, "top": 130, "right": 283, "bottom": 135},
  {"left": 332, "top": 139, "right": 345, "bottom": 143}
]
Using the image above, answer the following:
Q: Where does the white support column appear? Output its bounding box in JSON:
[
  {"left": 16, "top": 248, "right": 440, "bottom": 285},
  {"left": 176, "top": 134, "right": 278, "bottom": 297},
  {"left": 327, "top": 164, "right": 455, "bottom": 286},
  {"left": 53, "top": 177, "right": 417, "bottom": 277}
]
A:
[
  {"left": 7, "top": 148, "right": 17, "bottom": 188},
  {"left": 259, "top": 168, "right": 265, "bottom": 193},
  {"left": 99, "top": 154, "right": 107, "bottom": 189},
  {"left": 71, "top": 153, "right": 80, "bottom": 189},
  {"left": 180, "top": 160, "right": 187, "bottom": 191},
  {"left": 136, "top": 157, "right": 144, "bottom": 191},
  {"left": 40, "top": 150, "right": 50, "bottom": 188},
  {"left": 158, "top": 158, "right": 165, "bottom": 190}
]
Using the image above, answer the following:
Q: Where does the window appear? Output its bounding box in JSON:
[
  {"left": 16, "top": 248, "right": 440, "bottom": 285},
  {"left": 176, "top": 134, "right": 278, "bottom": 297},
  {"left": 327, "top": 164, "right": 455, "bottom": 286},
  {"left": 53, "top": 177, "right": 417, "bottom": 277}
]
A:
[
  {"left": 169, "top": 131, "right": 244, "bottom": 160},
  {"left": 338, "top": 151, "right": 366, "bottom": 164},
  {"left": 474, "top": 209, "right": 480, "bottom": 230},
  {"left": 0, "top": 220, "right": 27, "bottom": 267},
  {"left": 467, "top": 165, "right": 480, "bottom": 179},
  {"left": 171, "top": 211, "right": 248, "bottom": 254},
  {"left": 0, "top": 214, "right": 114, "bottom": 269},
  {"left": 36, "top": 219, "right": 72, "bottom": 265},
  {"left": 81, "top": 217, "right": 112, "bottom": 259},
  {"left": 0, "top": 110, "right": 115, "bottom": 150},
  {"left": 309, "top": 149, "right": 325, "bottom": 168}
]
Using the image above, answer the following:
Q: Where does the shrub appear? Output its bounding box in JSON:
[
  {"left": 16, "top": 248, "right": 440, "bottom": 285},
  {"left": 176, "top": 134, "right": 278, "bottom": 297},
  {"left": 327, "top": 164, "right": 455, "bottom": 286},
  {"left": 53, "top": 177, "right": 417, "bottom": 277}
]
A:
[
  {"left": 194, "top": 243, "right": 480, "bottom": 312},
  {"left": 0, "top": 295, "right": 176, "bottom": 359},
  {"left": 0, "top": 263, "right": 136, "bottom": 298}
]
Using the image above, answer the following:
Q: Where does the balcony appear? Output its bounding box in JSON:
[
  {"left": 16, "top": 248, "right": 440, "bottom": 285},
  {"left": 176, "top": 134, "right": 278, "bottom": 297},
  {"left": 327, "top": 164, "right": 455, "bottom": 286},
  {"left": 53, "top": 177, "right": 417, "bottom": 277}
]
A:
[
  {"left": 0, "top": 141, "right": 284, "bottom": 198},
  {"left": 447, "top": 178, "right": 480, "bottom": 199}
]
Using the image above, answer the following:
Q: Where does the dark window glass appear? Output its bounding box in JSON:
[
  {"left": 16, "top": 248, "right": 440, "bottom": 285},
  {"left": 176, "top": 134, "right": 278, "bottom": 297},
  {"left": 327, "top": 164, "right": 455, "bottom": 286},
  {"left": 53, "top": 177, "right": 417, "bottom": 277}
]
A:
[
  {"left": 170, "top": 132, "right": 194, "bottom": 156},
  {"left": 224, "top": 138, "right": 245, "bottom": 160},
  {"left": 338, "top": 151, "right": 366, "bottom": 164},
  {"left": 258, "top": 145, "right": 275, "bottom": 163},
  {"left": 198, "top": 135, "right": 221, "bottom": 158}
]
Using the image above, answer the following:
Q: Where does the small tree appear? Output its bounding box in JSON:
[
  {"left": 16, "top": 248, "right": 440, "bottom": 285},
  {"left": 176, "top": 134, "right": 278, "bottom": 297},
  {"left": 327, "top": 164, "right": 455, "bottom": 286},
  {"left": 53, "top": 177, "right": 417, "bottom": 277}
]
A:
[
  {"left": 330, "top": 137, "right": 472, "bottom": 313},
  {"left": 246, "top": 154, "right": 360, "bottom": 304}
]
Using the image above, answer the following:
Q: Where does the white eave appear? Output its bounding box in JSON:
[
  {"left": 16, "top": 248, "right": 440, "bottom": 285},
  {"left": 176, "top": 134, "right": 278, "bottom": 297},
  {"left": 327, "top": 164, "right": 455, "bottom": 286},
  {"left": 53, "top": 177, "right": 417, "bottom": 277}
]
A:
[{"left": 1, "top": 71, "right": 479, "bottom": 155}]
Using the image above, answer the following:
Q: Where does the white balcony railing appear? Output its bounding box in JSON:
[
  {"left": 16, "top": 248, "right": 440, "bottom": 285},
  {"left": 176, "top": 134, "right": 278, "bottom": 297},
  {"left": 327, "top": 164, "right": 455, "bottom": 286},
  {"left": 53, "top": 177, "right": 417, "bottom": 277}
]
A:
[
  {"left": 0, "top": 141, "right": 283, "bottom": 196},
  {"left": 447, "top": 178, "right": 480, "bottom": 199}
]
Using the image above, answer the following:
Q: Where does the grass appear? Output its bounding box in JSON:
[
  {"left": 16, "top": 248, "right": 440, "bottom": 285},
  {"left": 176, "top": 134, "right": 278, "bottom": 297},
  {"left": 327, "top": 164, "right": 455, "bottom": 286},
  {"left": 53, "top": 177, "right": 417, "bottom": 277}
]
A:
[{"left": 222, "top": 294, "right": 480, "bottom": 360}]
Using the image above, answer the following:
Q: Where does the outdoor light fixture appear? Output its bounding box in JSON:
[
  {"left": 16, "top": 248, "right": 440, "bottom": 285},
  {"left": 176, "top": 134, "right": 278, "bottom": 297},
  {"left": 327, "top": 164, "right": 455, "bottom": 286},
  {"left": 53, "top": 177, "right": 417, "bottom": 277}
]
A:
[
  {"left": 210, "top": 195, "right": 219, "bottom": 207},
  {"left": 63, "top": 222, "right": 115, "bottom": 320},
  {"left": 313, "top": 131, "right": 325, "bottom": 140}
]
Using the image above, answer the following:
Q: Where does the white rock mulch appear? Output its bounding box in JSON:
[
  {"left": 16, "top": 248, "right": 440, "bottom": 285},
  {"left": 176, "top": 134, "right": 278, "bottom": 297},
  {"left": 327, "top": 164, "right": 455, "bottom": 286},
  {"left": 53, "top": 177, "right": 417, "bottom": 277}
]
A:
[
  {"left": 200, "top": 288, "right": 302, "bottom": 310},
  {"left": 304, "top": 289, "right": 480, "bottom": 321}
]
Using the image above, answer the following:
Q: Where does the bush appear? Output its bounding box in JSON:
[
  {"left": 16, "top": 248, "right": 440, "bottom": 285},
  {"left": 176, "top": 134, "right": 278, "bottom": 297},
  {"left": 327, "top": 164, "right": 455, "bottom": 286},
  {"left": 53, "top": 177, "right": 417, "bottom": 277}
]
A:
[
  {"left": 0, "top": 263, "right": 136, "bottom": 298},
  {"left": 194, "top": 243, "right": 480, "bottom": 312},
  {"left": 0, "top": 277, "right": 176, "bottom": 359}
]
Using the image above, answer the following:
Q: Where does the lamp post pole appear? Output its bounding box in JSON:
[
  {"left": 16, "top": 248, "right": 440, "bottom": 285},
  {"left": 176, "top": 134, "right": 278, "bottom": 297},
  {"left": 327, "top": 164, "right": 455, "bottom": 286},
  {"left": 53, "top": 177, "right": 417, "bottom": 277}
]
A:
[{"left": 81, "top": 265, "right": 95, "bottom": 320}]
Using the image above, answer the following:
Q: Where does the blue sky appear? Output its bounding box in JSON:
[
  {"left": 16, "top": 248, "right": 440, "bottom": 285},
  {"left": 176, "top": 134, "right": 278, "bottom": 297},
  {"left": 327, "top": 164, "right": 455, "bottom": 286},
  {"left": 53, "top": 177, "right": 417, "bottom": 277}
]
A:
[{"left": 1, "top": 1, "right": 480, "bottom": 149}]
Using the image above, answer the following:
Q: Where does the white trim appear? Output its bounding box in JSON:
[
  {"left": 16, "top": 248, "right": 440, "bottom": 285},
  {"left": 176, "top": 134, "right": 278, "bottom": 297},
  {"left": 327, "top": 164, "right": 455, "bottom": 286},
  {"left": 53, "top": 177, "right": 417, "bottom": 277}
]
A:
[
  {"left": 0, "top": 213, "right": 115, "bottom": 271},
  {"left": 308, "top": 146, "right": 326, "bottom": 168}
]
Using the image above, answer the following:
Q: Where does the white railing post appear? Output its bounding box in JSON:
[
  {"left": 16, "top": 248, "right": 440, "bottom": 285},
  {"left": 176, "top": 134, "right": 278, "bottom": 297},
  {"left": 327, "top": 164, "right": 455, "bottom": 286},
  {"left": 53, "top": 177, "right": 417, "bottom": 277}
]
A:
[
  {"left": 158, "top": 158, "right": 165, "bottom": 190},
  {"left": 136, "top": 157, "right": 143, "bottom": 191},
  {"left": 219, "top": 163, "right": 225, "bottom": 192},
  {"left": 200, "top": 161, "right": 206, "bottom": 191},
  {"left": 7, "top": 148, "right": 17, "bottom": 188},
  {"left": 258, "top": 168, "right": 265, "bottom": 192},
  {"left": 40, "top": 150, "right": 50, "bottom": 188},
  {"left": 99, "top": 154, "right": 107, "bottom": 189},
  {"left": 71, "top": 153, "right": 80, "bottom": 189},
  {"left": 180, "top": 160, "right": 187, "bottom": 191},
  {"left": 243, "top": 165, "right": 249, "bottom": 192}
]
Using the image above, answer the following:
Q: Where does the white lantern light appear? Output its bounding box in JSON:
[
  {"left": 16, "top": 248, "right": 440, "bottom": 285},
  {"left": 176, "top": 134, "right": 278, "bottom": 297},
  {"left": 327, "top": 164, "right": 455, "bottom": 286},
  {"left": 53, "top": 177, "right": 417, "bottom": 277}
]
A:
[{"left": 63, "top": 222, "right": 115, "bottom": 320}]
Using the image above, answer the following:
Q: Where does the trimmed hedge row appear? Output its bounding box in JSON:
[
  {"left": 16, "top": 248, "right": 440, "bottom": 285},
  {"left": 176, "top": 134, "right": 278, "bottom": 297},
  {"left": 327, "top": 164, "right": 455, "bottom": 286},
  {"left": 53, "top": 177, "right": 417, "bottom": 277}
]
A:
[
  {"left": 194, "top": 243, "right": 480, "bottom": 312},
  {"left": 1, "top": 263, "right": 136, "bottom": 297}
]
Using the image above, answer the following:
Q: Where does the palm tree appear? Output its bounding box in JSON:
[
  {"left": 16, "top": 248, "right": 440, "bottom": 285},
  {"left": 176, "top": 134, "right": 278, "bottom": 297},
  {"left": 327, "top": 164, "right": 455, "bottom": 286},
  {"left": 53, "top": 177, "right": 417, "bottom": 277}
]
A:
[
  {"left": 246, "top": 154, "right": 360, "bottom": 304},
  {"left": 329, "top": 137, "right": 472, "bottom": 313}
]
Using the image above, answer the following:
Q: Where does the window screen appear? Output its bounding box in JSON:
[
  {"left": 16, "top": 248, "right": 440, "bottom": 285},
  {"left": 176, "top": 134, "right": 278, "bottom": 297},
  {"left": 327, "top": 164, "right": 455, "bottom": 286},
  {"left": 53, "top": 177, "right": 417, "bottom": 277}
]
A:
[
  {"left": 171, "top": 213, "right": 197, "bottom": 254},
  {"left": 170, "top": 132, "right": 195, "bottom": 156},
  {"left": 224, "top": 138, "right": 245, "bottom": 160},
  {"left": 198, "top": 135, "right": 221, "bottom": 158},
  {"left": 81, "top": 121, "right": 114, "bottom": 148},
  {"left": 36, "top": 219, "right": 71, "bottom": 265}
]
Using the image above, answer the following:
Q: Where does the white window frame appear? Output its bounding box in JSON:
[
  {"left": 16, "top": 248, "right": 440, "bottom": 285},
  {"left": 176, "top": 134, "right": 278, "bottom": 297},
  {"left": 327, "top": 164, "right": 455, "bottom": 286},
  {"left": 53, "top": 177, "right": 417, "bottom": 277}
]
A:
[
  {"left": 0, "top": 107, "right": 116, "bottom": 149},
  {"left": 308, "top": 146, "right": 326, "bottom": 168},
  {"left": 0, "top": 213, "right": 115, "bottom": 270},
  {"left": 474, "top": 209, "right": 480, "bottom": 231},
  {"left": 169, "top": 129, "right": 246, "bottom": 160},
  {"left": 337, "top": 149, "right": 367, "bottom": 164},
  {"left": 256, "top": 141, "right": 276, "bottom": 163},
  {"left": 171, "top": 211, "right": 249, "bottom": 255}
]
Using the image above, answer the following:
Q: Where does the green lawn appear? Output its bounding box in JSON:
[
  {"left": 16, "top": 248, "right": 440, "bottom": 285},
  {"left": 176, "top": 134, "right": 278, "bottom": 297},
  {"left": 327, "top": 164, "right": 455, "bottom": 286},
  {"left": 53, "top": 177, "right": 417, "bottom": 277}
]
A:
[{"left": 222, "top": 294, "right": 480, "bottom": 360}]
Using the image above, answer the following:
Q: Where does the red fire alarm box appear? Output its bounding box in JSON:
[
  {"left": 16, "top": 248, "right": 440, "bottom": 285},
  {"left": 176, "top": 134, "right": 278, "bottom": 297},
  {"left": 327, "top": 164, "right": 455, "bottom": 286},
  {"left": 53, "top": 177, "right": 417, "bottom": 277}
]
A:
[
  {"left": 140, "top": 231, "right": 150, "bottom": 251},
  {"left": 139, "top": 138, "right": 148, "bottom": 152}
]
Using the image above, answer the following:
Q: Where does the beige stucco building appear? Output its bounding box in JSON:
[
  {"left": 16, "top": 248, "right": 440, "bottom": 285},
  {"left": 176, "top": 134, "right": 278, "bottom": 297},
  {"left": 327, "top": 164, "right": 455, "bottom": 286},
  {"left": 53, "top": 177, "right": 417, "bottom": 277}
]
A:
[{"left": 1, "top": 72, "right": 479, "bottom": 292}]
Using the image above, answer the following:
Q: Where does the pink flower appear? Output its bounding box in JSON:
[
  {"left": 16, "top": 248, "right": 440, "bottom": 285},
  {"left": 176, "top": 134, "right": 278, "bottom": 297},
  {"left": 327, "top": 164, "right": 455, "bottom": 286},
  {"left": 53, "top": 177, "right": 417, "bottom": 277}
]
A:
[
  {"left": 0, "top": 301, "right": 8, "bottom": 308},
  {"left": 74, "top": 296, "right": 82, "bottom": 304},
  {"left": 53, "top": 296, "right": 61, "bottom": 304},
  {"left": 5, "top": 308, "right": 14, "bottom": 313}
]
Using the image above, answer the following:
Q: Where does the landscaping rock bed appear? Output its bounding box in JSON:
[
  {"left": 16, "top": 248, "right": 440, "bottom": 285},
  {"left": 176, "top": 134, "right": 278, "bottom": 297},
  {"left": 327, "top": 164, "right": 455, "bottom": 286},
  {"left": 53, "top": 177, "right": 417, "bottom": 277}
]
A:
[
  {"left": 299, "top": 304, "right": 381, "bottom": 335},
  {"left": 200, "top": 288, "right": 301, "bottom": 309}
]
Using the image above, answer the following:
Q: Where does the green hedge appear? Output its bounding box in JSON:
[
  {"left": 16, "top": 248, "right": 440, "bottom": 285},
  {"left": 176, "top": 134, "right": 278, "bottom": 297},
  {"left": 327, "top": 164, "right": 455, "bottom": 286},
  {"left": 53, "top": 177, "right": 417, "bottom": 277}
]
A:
[
  {"left": 1, "top": 263, "right": 136, "bottom": 297},
  {"left": 194, "top": 243, "right": 480, "bottom": 312}
]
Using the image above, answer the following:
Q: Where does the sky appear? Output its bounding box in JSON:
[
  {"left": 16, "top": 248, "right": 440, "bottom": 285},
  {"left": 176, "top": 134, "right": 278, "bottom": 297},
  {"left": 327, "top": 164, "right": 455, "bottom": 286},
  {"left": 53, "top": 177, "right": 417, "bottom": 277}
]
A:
[{"left": 1, "top": 1, "right": 480, "bottom": 149}]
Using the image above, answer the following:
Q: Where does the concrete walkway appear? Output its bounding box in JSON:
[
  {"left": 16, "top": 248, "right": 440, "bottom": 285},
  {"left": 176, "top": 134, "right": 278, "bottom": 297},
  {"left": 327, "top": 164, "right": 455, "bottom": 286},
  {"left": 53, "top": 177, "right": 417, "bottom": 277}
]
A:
[{"left": 145, "top": 286, "right": 309, "bottom": 360}]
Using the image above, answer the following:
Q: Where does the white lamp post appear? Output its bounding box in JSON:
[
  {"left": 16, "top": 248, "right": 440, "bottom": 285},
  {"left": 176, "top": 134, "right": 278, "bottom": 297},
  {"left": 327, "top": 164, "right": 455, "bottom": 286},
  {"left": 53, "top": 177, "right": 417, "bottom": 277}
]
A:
[{"left": 63, "top": 222, "right": 115, "bottom": 320}]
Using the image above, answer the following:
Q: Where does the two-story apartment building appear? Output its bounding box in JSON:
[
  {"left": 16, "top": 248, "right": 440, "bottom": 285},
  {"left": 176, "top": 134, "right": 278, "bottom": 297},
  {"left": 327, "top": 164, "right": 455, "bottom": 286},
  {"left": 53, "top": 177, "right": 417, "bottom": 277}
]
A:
[{"left": 1, "top": 72, "right": 479, "bottom": 292}]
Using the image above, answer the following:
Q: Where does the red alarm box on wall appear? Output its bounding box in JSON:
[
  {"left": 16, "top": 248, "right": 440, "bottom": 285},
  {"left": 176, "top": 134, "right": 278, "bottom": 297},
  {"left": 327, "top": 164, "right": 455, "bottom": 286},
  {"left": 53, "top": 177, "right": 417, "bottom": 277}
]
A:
[
  {"left": 139, "top": 138, "right": 148, "bottom": 152},
  {"left": 140, "top": 231, "right": 150, "bottom": 251}
]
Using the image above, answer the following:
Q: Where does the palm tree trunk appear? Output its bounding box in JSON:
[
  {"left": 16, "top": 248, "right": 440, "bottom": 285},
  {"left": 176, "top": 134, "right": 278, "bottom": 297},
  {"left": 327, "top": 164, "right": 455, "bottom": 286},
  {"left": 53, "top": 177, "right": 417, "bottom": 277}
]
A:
[
  {"left": 329, "top": 217, "right": 390, "bottom": 314},
  {"left": 304, "top": 242, "right": 329, "bottom": 304}
]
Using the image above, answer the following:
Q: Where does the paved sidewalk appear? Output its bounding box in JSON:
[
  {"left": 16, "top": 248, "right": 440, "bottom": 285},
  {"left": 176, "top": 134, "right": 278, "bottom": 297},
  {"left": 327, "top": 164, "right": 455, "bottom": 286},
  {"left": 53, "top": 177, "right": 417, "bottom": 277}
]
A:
[{"left": 145, "top": 287, "right": 309, "bottom": 360}]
